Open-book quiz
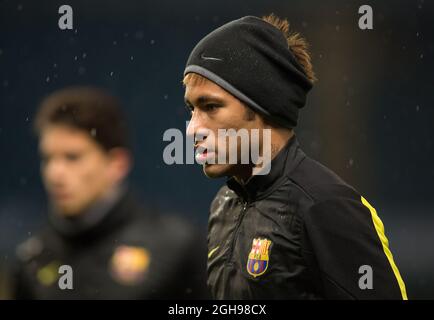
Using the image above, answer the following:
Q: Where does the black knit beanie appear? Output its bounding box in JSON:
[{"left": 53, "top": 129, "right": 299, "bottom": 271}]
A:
[{"left": 184, "top": 16, "right": 313, "bottom": 128}]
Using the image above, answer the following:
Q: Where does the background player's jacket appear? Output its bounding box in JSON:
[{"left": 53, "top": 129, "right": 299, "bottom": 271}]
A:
[
  {"left": 207, "top": 135, "right": 407, "bottom": 299},
  {"left": 12, "top": 188, "right": 208, "bottom": 299}
]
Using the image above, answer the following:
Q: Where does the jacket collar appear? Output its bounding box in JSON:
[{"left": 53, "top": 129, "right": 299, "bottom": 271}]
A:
[
  {"left": 226, "top": 134, "right": 305, "bottom": 202},
  {"left": 49, "top": 182, "right": 132, "bottom": 240}
]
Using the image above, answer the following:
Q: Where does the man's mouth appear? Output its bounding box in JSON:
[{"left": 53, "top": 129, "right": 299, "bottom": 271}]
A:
[
  {"left": 195, "top": 146, "right": 215, "bottom": 163},
  {"left": 51, "top": 190, "right": 72, "bottom": 202}
]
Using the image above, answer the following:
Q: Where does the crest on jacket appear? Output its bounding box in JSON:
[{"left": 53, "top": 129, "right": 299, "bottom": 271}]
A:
[
  {"left": 109, "top": 245, "right": 150, "bottom": 285},
  {"left": 247, "top": 238, "right": 272, "bottom": 277}
]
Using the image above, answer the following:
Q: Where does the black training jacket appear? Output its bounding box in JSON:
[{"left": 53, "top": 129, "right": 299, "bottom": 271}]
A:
[
  {"left": 11, "top": 189, "right": 208, "bottom": 299},
  {"left": 207, "top": 135, "right": 407, "bottom": 299}
]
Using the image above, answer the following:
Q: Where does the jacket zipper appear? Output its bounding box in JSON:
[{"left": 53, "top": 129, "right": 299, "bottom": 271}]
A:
[{"left": 227, "top": 200, "right": 248, "bottom": 263}]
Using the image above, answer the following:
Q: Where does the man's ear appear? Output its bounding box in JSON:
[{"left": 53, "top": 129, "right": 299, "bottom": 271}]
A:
[{"left": 108, "top": 147, "right": 132, "bottom": 183}]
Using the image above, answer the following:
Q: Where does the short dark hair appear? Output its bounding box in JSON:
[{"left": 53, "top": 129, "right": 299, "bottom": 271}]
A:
[{"left": 34, "top": 86, "right": 129, "bottom": 151}]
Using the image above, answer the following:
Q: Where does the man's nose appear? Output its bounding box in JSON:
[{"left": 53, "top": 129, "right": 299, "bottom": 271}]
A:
[
  {"left": 186, "top": 111, "right": 203, "bottom": 139},
  {"left": 186, "top": 116, "right": 196, "bottom": 139},
  {"left": 44, "top": 159, "right": 66, "bottom": 184},
  {"left": 186, "top": 112, "right": 211, "bottom": 145}
]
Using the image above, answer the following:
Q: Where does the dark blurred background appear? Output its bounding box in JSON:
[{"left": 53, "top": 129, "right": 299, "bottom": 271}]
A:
[{"left": 0, "top": 0, "right": 433, "bottom": 299}]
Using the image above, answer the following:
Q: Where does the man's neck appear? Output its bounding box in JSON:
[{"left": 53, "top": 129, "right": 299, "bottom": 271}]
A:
[
  {"left": 50, "top": 182, "right": 128, "bottom": 237},
  {"left": 234, "top": 128, "right": 293, "bottom": 184},
  {"left": 270, "top": 127, "right": 293, "bottom": 160}
]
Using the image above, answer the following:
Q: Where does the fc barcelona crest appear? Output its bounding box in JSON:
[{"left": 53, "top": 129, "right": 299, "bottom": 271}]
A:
[
  {"left": 247, "top": 238, "right": 272, "bottom": 277},
  {"left": 109, "top": 245, "right": 150, "bottom": 286}
]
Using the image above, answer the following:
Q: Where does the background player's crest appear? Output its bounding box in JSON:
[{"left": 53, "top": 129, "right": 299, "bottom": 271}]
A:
[
  {"left": 109, "top": 245, "right": 150, "bottom": 286},
  {"left": 247, "top": 238, "right": 272, "bottom": 277}
]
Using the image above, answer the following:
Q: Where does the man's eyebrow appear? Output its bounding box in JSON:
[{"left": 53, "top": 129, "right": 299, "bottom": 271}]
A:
[{"left": 186, "top": 95, "right": 224, "bottom": 107}]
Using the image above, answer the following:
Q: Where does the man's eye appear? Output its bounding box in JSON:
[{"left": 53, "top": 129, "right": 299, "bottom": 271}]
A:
[
  {"left": 65, "top": 153, "right": 80, "bottom": 162},
  {"left": 203, "top": 104, "right": 220, "bottom": 112}
]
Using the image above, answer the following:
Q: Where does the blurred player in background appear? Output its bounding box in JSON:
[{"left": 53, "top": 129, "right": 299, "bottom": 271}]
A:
[
  {"left": 10, "top": 86, "right": 207, "bottom": 299},
  {"left": 182, "top": 15, "right": 407, "bottom": 299}
]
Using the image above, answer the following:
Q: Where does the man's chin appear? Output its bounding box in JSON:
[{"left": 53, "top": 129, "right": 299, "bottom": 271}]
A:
[
  {"left": 202, "top": 163, "right": 233, "bottom": 179},
  {"left": 51, "top": 200, "right": 87, "bottom": 217}
]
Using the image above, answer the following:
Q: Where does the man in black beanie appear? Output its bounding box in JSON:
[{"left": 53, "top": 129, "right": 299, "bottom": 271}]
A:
[
  {"left": 183, "top": 14, "right": 407, "bottom": 299},
  {"left": 10, "top": 87, "right": 207, "bottom": 299}
]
